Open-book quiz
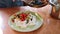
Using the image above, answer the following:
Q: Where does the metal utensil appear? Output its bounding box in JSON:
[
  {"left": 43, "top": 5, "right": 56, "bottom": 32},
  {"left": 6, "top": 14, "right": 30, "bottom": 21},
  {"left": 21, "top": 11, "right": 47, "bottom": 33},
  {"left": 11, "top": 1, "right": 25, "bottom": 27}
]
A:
[{"left": 48, "top": 0, "right": 60, "bottom": 19}]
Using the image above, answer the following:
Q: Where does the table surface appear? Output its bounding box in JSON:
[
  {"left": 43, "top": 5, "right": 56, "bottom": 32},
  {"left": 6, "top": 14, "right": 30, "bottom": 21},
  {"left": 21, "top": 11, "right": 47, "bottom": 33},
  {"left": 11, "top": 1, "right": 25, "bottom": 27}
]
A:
[{"left": 0, "top": 4, "right": 60, "bottom": 34}]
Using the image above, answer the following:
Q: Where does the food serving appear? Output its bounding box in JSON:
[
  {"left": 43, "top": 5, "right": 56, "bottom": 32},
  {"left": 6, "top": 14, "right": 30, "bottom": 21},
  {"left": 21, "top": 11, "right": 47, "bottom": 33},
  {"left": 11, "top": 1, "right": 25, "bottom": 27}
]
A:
[{"left": 8, "top": 11, "right": 43, "bottom": 32}]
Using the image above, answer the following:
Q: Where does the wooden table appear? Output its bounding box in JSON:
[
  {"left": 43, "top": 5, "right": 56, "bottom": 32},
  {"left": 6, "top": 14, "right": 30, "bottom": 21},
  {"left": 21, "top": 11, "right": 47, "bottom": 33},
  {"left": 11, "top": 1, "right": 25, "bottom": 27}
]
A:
[{"left": 0, "top": 4, "right": 60, "bottom": 34}]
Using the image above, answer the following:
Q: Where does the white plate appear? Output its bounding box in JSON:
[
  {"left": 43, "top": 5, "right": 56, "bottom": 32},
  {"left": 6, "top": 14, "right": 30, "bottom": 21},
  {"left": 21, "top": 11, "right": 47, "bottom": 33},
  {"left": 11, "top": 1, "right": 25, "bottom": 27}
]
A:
[{"left": 8, "top": 11, "right": 43, "bottom": 32}]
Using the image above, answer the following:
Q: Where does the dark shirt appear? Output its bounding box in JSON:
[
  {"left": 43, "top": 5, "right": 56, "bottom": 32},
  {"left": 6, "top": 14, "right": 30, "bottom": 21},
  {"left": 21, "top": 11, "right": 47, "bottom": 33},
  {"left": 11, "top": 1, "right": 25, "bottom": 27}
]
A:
[{"left": 0, "top": 0, "right": 24, "bottom": 8}]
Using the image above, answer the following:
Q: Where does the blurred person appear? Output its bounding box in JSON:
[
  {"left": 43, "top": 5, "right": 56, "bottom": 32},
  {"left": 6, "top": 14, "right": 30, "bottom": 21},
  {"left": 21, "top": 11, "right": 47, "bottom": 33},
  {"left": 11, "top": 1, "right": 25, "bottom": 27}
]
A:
[{"left": 0, "top": 0, "right": 25, "bottom": 8}]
